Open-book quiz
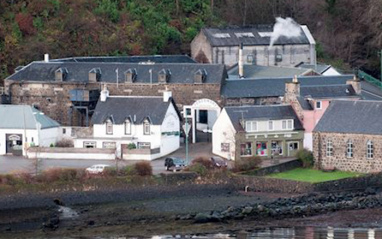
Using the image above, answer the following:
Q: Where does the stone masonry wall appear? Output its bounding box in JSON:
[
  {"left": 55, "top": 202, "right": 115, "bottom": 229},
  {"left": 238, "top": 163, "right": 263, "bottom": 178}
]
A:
[
  {"left": 224, "top": 96, "right": 280, "bottom": 107},
  {"left": 6, "top": 80, "right": 222, "bottom": 126},
  {"left": 313, "top": 132, "right": 382, "bottom": 173}
]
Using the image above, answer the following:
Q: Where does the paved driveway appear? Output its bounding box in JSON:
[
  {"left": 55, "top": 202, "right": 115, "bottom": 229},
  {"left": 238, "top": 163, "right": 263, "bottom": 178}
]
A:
[{"left": 0, "top": 142, "right": 214, "bottom": 175}]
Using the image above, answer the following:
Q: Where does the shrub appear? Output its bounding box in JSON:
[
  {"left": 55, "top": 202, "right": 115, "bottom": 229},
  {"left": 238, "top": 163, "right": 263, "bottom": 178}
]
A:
[
  {"left": 55, "top": 138, "right": 74, "bottom": 148},
  {"left": 127, "top": 143, "right": 136, "bottom": 150},
  {"left": 103, "top": 167, "right": 118, "bottom": 177},
  {"left": 134, "top": 161, "right": 153, "bottom": 176},
  {"left": 122, "top": 165, "right": 137, "bottom": 176},
  {"left": 191, "top": 157, "right": 214, "bottom": 169},
  {"left": 296, "top": 149, "right": 314, "bottom": 168},
  {"left": 13, "top": 170, "right": 33, "bottom": 184},
  {"left": 0, "top": 174, "right": 18, "bottom": 185},
  {"left": 38, "top": 168, "right": 83, "bottom": 182},
  {"left": 188, "top": 163, "right": 208, "bottom": 176},
  {"left": 233, "top": 156, "right": 261, "bottom": 172}
]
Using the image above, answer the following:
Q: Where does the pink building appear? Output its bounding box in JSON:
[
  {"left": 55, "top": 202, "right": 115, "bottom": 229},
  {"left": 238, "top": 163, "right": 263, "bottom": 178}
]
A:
[{"left": 285, "top": 76, "right": 362, "bottom": 150}]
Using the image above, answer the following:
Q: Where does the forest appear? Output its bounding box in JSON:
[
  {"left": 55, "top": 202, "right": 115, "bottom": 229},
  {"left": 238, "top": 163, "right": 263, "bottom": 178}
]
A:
[{"left": 1, "top": 0, "right": 382, "bottom": 84}]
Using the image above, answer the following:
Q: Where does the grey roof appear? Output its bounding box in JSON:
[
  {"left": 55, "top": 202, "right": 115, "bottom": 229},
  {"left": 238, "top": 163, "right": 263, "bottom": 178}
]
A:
[
  {"left": 228, "top": 64, "right": 312, "bottom": 79},
  {"left": 92, "top": 97, "right": 173, "bottom": 125},
  {"left": 296, "top": 63, "right": 332, "bottom": 74},
  {"left": 202, "top": 26, "right": 310, "bottom": 47},
  {"left": 7, "top": 62, "right": 226, "bottom": 84},
  {"left": 360, "top": 81, "right": 382, "bottom": 101},
  {"left": 225, "top": 105, "right": 304, "bottom": 132},
  {"left": 297, "top": 97, "right": 313, "bottom": 110},
  {"left": 222, "top": 75, "right": 355, "bottom": 98},
  {"left": 314, "top": 100, "right": 382, "bottom": 135},
  {"left": 300, "top": 85, "right": 357, "bottom": 99},
  {"left": 50, "top": 55, "right": 196, "bottom": 63},
  {"left": 0, "top": 105, "right": 60, "bottom": 129}
]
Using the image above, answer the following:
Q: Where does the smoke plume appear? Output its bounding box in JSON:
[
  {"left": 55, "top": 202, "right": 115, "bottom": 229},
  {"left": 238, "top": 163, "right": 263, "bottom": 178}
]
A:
[{"left": 269, "top": 17, "right": 302, "bottom": 47}]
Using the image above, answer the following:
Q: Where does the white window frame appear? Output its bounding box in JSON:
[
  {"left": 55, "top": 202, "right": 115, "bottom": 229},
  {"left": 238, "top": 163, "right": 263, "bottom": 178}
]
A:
[
  {"left": 221, "top": 143, "right": 230, "bottom": 153},
  {"left": 143, "top": 119, "right": 151, "bottom": 135},
  {"left": 125, "top": 119, "right": 131, "bottom": 135},
  {"left": 287, "top": 119, "right": 293, "bottom": 130},
  {"left": 316, "top": 101, "right": 322, "bottom": 109},
  {"left": 346, "top": 140, "right": 353, "bottom": 158},
  {"left": 367, "top": 140, "right": 374, "bottom": 159},
  {"left": 326, "top": 139, "right": 333, "bottom": 157},
  {"left": 268, "top": 120, "right": 274, "bottom": 131},
  {"left": 245, "top": 121, "right": 257, "bottom": 132},
  {"left": 106, "top": 119, "right": 113, "bottom": 135},
  {"left": 282, "top": 120, "right": 287, "bottom": 130}
]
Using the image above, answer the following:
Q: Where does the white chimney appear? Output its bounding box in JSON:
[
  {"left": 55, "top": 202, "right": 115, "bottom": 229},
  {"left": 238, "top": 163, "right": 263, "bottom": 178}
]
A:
[
  {"left": 44, "top": 54, "right": 49, "bottom": 63},
  {"left": 238, "top": 43, "right": 244, "bottom": 78},
  {"left": 163, "top": 87, "right": 172, "bottom": 102},
  {"left": 100, "top": 84, "right": 109, "bottom": 102}
]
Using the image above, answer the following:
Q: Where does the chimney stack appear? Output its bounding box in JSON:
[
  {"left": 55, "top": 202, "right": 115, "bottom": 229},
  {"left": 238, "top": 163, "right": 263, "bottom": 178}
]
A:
[
  {"left": 346, "top": 75, "right": 362, "bottom": 95},
  {"left": 238, "top": 43, "right": 244, "bottom": 78},
  {"left": 44, "top": 54, "right": 49, "bottom": 63},
  {"left": 100, "top": 84, "right": 109, "bottom": 102},
  {"left": 163, "top": 86, "right": 172, "bottom": 102}
]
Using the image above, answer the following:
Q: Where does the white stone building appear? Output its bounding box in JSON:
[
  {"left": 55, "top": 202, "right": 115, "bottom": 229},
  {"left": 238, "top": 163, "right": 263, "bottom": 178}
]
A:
[
  {"left": 74, "top": 87, "right": 181, "bottom": 160},
  {"left": 0, "top": 105, "right": 61, "bottom": 156}
]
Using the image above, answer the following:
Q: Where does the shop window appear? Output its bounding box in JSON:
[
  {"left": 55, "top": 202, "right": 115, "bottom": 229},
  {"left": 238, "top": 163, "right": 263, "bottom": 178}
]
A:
[
  {"left": 271, "top": 141, "right": 283, "bottom": 156},
  {"left": 256, "top": 142, "right": 268, "bottom": 156},
  {"left": 240, "top": 142, "right": 252, "bottom": 156}
]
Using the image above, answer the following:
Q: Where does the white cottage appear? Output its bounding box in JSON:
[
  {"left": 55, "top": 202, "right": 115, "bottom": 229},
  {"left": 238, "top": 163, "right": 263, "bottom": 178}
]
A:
[
  {"left": 0, "top": 105, "right": 61, "bottom": 156},
  {"left": 74, "top": 88, "right": 181, "bottom": 160}
]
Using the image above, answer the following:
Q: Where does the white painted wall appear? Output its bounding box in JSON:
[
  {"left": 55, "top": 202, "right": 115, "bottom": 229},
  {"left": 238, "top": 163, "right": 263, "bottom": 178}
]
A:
[
  {"left": 304, "top": 133, "right": 313, "bottom": 151},
  {"left": 212, "top": 109, "right": 237, "bottom": 160},
  {"left": 160, "top": 103, "right": 180, "bottom": 156},
  {"left": 322, "top": 67, "right": 341, "bottom": 76}
]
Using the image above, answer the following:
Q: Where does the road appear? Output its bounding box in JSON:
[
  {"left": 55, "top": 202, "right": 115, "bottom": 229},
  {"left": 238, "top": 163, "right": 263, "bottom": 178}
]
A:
[{"left": 0, "top": 142, "right": 214, "bottom": 175}]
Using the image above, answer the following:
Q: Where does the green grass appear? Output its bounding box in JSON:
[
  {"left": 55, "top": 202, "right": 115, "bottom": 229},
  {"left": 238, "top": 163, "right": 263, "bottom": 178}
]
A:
[{"left": 267, "top": 168, "right": 363, "bottom": 183}]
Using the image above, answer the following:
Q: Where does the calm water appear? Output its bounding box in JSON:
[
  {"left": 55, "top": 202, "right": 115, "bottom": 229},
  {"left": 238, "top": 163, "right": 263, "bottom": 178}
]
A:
[{"left": 149, "top": 227, "right": 382, "bottom": 239}]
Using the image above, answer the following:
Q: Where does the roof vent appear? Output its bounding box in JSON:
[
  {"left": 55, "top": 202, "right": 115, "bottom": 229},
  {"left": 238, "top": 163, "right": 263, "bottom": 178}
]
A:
[
  {"left": 194, "top": 69, "right": 207, "bottom": 84},
  {"left": 89, "top": 68, "right": 102, "bottom": 83},
  {"left": 55, "top": 67, "right": 68, "bottom": 82},
  {"left": 125, "top": 68, "right": 137, "bottom": 83},
  {"left": 158, "top": 69, "right": 171, "bottom": 84}
]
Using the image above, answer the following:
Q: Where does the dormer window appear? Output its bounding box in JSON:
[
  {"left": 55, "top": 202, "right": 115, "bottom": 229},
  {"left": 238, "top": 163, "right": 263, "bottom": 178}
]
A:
[
  {"left": 125, "top": 68, "right": 137, "bottom": 83},
  {"left": 55, "top": 67, "right": 68, "bottom": 82},
  {"left": 89, "top": 68, "right": 101, "bottom": 83},
  {"left": 245, "top": 121, "right": 257, "bottom": 132},
  {"left": 194, "top": 69, "right": 207, "bottom": 84},
  {"left": 268, "top": 121, "right": 274, "bottom": 130},
  {"left": 125, "top": 118, "right": 132, "bottom": 135},
  {"left": 106, "top": 118, "right": 113, "bottom": 135},
  {"left": 316, "top": 101, "right": 322, "bottom": 109},
  {"left": 158, "top": 69, "right": 171, "bottom": 84},
  {"left": 143, "top": 118, "right": 150, "bottom": 135}
]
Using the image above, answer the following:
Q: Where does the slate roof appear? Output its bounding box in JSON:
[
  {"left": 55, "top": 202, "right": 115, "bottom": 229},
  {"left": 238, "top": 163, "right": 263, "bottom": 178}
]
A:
[
  {"left": 300, "top": 85, "right": 357, "bottom": 99},
  {"left": 228, "top": 64, "right": 312, "bottom": 79},
  {"left": 225, "top": 105, "right": 304, "bottom": 132},
  {"left": 51, "top": 55, "right": 196, "bottom": 63},
  {"left": 314, "top": 100, "right": 382, "bottom": 135},
  {"left": 296, "top": 63, "right": 333, "bottom": 74},
  {"left": 0, "top": 105, "right": 60, "bottom": 129},
  {"left": 222, "top": 75, "right": 355, "bottom": 98},
  {"left": 7, "top": 62, "right": 226, "bottom": 84},
  {"left": 92, "top": 96, "right": 173, "bottom": 125},
  {"left": 202, "top": 26, "right": 310, "bottom": 47},
  {"left": 297, "top": 97, "right": 313, "bottom": 110}
]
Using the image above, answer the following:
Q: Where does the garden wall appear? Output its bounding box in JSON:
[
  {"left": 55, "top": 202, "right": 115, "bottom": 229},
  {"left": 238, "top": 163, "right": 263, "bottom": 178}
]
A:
[
  {"left": 27, "top": 147, "right": 116, "bottom": 160},
  {"left": 251, "top": 159, "right": 302, "bottom": 176}
]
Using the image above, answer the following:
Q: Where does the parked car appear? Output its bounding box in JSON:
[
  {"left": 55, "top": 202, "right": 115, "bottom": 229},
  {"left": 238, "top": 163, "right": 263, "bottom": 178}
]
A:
[
  {"left": 164, "top": 157, "right": 186, "bottom": 172},
  {"left": 85, "top": 164, "right": 111, "bottom": 174},
  {"left": 210, "top": 156, "right": 228, "bottom": 168}
]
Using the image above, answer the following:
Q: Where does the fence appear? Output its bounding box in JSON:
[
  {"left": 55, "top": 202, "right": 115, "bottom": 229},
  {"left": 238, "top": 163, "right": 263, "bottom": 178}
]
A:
[{"left": 358, "top": 70, "right": 382, "bottom": 90}]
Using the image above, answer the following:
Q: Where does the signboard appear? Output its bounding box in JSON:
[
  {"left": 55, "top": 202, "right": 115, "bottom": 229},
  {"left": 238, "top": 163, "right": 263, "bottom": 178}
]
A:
[
  {"left": 8, "top": 135, "right": 21, "bottom": 141},
  {"left": 182, "top": 123, "right": 191, "bottom": 136}
]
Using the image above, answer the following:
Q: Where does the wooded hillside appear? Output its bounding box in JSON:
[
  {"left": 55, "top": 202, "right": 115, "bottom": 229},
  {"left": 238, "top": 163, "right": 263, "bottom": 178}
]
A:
[{"left": 1, "top": 0, "right": 382, "bottom": 84}]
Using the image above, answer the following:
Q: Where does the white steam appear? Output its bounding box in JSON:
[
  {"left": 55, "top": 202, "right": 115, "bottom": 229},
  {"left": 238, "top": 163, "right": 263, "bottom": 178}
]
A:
[{"left": 269, "top": 17, "right": 302, "bottom": 47}]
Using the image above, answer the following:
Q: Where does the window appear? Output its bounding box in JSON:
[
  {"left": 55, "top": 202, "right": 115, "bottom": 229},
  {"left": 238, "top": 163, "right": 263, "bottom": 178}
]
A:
[
  {"left": 125, "top": 119, "right": 131, "bottom": 135},
  {"left": 316, "top": 101, "right": 322, "bottom": 109},
  {"left": 83, "top": 141, "right": 96, "bottom": 148},
  {"left": 221, "top": 143, "right": 230, "bottom": 152},
  {"left": 143, "top": 119, "right": 150, "bottom": 135},
  {"left": 240, "top": 142, "right": 252, "bottom": 156},
  {"left": 326, "top": 139, "right": 333, "bottom": 157},
  {"left": 138, "top": 142, "right": 151, "bottom": 149},
  {"left": 62, "top": 128, "right": 66, "bottom": 134},
  {"left": 245, "top": 121, "right": 257, "bottom": 132},
  {"left": 103, "top": 142, "right": 116, "bottom": 149},
  {"left": 346, "top": 140, "right": 353, "bottom": 158},
  {"left": 287, "top": 120, "right": 293, "bottom": 130},
  {"left": 367, "top": 140, "right": 374, "bottom": 159},
  {"left": 256, "top": 142, "right": 268, "bottom": 156},
  {"left": 271, "top": 141, "right": 283, "bottom": 156},
  {"left": 282, "top": 120, "right": 287, "bottom": 130},
  {"left": 247, "top": 54, "right": 254, "bottom": 64},
  {"left": 268, "top": 121, "right": 273, "bottom": 130},
  {"left": 275, "top": 54, "right": 283, "bottom": 62},
  {"left": 106, "top": 119, "right": 113, "bottom": 135}
]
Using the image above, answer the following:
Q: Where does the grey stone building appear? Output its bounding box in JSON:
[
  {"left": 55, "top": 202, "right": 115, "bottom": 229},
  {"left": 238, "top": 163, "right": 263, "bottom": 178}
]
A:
[
  {"left": 191, "top": 25, "right": 316, "bottom": 67},
  {"left": 313, "top": 100, "right": 382, "bottom": 173}
]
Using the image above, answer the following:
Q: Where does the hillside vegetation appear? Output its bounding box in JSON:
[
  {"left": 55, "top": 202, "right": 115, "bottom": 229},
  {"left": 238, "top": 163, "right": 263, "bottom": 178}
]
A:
[{"left": 1, "top": 0, "right": 382, "bottom": 84}]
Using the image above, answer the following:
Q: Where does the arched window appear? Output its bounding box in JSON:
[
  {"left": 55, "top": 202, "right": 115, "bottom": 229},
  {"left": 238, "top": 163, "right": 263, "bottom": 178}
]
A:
[
  {"left": 367, "top": 140, "right": 374, "bottom": 159},
  {"left": 106, "top": 119, "right": 113, "bottom": 135},
  {"left": 143, "top": 118, "right": 150, "bottom": 135},
  {"left": 346, "top": 140, "right": 353, "bottom": 158},
  {"left": 326, "top": 138, "right": 333, "bottom": 157},
  {"left": 125, "top": 118, "right": 131, "bottom": 135}
]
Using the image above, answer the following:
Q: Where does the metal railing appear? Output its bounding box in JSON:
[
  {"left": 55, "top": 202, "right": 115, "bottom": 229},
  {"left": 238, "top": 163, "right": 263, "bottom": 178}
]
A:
[{"left": 358, "top": 70, "right": 382, "bottom": 90}]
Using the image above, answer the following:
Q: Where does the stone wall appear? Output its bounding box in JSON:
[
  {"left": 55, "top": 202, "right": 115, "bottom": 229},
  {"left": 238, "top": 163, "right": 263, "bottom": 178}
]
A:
[
  {"left": 6, "top": 80, "right": 222, "bottom": 127},
  {"left": 313, "top": 132, "right": 382, "bottom": 173},
  {"left": 224, "top": 96, "right": 280, "bottom": 107},
  {"left": 251, "top": 159, "right": 302, "bottom": 176}
]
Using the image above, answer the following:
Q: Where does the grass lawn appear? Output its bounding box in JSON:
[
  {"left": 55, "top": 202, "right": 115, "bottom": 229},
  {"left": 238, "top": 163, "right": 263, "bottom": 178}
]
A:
[{"left": 266, "top": 168, "right": 363, "bottom": 183}]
